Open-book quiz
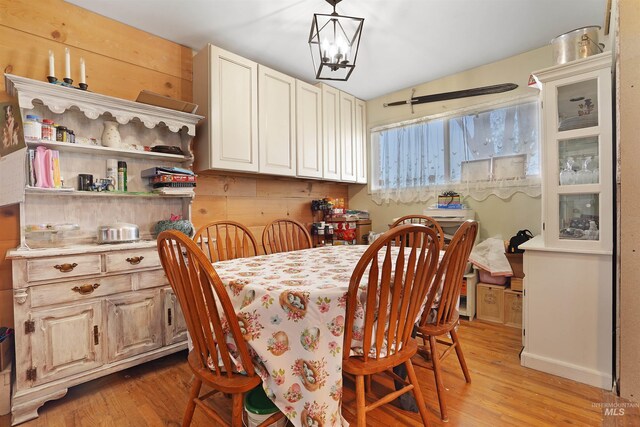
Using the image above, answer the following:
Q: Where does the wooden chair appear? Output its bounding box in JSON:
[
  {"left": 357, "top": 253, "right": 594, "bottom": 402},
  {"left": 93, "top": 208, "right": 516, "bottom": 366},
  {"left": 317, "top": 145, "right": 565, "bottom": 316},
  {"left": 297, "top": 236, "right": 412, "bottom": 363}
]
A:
[
  {"left": 157, "top": 230, "right": 284, "bottom": 427},
  {"left": 261, "top": 218, "right": 312, "bottom": 254},
  {"left": 193, "top": 220, "right": 259, "bottom": 262},
  {"left": 414, "top": 220, "right": 478, "bottom": 422},
  {"left": 343, "top": 224, "right": 440, "bottom": 427},
  {"left": 390, "top": 215, "right": 446, "bottom": 249}
]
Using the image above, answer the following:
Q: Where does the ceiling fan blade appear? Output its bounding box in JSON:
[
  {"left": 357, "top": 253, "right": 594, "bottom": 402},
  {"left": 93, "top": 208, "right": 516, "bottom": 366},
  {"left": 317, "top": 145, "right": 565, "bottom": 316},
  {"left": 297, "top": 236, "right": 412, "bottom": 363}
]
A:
[{"left": 383, "top": 83, "right": 519, "bottom": 107}]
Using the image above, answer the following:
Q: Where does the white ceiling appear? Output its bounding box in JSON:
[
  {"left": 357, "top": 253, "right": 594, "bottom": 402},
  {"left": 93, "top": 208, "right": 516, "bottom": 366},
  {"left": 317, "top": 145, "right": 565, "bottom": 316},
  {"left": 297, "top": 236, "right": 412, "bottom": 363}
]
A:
[{"left": 66, "top": 0, "right": 607, "bottom": 100}]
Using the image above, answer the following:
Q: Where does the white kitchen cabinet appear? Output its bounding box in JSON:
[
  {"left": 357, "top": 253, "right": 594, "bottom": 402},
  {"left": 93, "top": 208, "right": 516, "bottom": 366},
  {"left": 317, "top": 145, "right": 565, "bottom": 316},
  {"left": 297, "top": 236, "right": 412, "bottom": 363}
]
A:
[
  {"left": 3, "top": 74, "right": 198, "bottom": 425},
  {"left": 320, "top": 84, "right": 341, "bottom": 180},
  {"left": 258, "top": 65, "right": 296, "bottom": 176},
  {"left": 339, "top": 91, "right": 357, "bottom": 182},
  {"left": 193, "top": 44, "right": 259, "bottom": 173},
  {"left": 296, "top": 80, "right": 323, "bottom": 179},
  {"left": 355, "top": 98, "right": 367, "bottom": 184},
  {"left": 521, "top": 52, "right": 613, "bottom": 390}
]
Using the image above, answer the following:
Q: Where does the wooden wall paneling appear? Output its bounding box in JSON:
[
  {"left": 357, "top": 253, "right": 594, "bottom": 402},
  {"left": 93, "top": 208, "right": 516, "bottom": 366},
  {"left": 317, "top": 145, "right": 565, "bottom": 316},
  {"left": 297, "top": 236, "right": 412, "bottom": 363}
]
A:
[
  {"left": 0, "top": 0, "right": 192, "bottom": 81},
  {"left": 191, "top": 196, "right": 228, "bottom": 229},
  {"left": 256, "top": 179, "right": 348, "bottom": 200},
  {"left": 226, "top": 197, "right": 291, "bottom": 226},
  {"left": 0, "top": 289, "right": 13, "bottom": 328},
  {"left": 0, "top": 26, "right": 191, "bottom": 101},
  {"left": 194, "top": 174, "right": 257, "bottom": 197}
]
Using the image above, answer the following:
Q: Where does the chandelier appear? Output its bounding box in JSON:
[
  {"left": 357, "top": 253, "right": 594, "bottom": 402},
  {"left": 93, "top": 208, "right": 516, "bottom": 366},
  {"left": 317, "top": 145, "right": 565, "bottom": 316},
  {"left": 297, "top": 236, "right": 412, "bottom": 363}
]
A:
[{"left": 308, "top": 0, "right": 364, "bottom": 81}]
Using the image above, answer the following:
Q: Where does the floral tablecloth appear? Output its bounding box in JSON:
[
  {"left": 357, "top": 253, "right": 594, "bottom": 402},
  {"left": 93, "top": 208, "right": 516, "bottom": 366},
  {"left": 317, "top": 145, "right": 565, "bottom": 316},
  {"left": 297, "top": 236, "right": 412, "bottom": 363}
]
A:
[{"left": 213, "top": 245, "right": 371, "bottom": 427}]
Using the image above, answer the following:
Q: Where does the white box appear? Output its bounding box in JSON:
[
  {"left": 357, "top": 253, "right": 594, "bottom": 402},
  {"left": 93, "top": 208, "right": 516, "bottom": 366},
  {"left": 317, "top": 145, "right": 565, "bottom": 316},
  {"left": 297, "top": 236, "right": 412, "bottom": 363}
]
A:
[{"left": 0, "top": 362, "right": 11, "bottom": 416}]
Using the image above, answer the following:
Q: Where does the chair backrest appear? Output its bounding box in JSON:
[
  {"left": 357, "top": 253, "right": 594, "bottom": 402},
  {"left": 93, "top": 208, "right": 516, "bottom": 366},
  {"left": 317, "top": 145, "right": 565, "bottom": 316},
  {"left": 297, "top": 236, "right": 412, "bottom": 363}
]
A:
[
  {"left": 390, "top": 215, "right": 445, "bottom": 249},
  {"left": 261, "top": 218, "right": 312, "bottom": 254},
  {"left": 343, "top": 224, "right": 440, "bottom": 361},
  {"left": 420, "top": 220, "right": 478, "bottom": 328},
  {"left": 193, "top": 220, "right": 259, "bottom": 262},
  {"left": 157, "top": 230, "right": 256, "bottom": 378}
]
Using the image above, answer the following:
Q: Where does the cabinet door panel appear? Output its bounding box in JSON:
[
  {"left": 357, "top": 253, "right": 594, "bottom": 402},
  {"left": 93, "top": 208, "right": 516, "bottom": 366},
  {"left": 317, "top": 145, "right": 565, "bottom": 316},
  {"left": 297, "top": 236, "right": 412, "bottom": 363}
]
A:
[
  {"left": 258, "top": 66, "right": 296, "bottom": 176},
  {"left": 30, "top": 302, "right": 103, "bottom": 386},
  {"left": 106, "top": 290, "right": 163, "bottom": 362},
  {"left": 163, "top": 287, "right": 188, "bottom": 345},
  {"left": 321, "top": 85, "right": 341, "bottom": 180},
  {"left": 340, "top": 92, "right": 356, "bottom": 182},
  {"left": 296, "top": 80, "right": 323, "bottom": 179},
  {"left": 355, "top": 98, "right": 367, "bottom": 183}
]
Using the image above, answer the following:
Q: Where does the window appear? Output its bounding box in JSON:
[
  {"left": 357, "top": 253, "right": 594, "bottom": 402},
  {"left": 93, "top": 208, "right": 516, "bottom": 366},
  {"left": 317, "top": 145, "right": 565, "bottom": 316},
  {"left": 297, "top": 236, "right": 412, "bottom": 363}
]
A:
[{"left": 370, "top": 99, "right": 540, "bottom": 204}]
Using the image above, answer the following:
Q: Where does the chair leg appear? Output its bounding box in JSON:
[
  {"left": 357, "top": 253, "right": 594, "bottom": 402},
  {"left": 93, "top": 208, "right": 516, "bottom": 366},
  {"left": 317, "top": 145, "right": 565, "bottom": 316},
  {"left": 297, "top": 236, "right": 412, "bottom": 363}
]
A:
[
  {"left": 429, "top": 335, "right": 448, "bottom": 422},
  {"left": 231, "top": 393, "right": 244, "bottom": 427},
  {"left": 365, "top": 374, "right": 372, "bottom": 394},
  {"left": 404, "top": 360, "right": 431, "bottom": 427},
  {"left": 355, "top": 374, "right": 367, "bottom": 427},
  {"left": 450, "top": 328, "right": 471, "bottom": 383},
  {"left": 182, "top": 377, "right": 202, "bottom": 427}
]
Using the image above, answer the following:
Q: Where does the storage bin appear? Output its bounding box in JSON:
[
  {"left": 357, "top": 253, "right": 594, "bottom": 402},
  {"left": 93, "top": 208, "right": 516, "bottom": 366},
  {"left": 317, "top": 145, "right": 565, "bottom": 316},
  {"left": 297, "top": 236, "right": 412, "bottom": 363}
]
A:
[
  {"left": 244, "top": 386, "right": 286, "bottom": 427},
  {"left": 476, "top": 283, "right": 505, "bottom": 323},
  {"left": 504, "top": 289, "right": 523, "bottom": 328},
  {"left": 478, "top": 269, "right": 508, "bottom": 285}
]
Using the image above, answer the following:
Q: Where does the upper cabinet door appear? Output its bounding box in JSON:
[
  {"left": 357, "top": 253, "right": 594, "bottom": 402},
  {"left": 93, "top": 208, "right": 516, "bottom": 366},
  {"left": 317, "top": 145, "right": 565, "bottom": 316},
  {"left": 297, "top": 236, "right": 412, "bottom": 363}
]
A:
[
  {"left": 258, "top": 65, "right": 297, "bottom": 176},
  {"left": 355, "top": 98, "right": 367, "bottom": 184},
  {"left": 193, "top": 44, "right": 259, "bottom": 173},
  {"left": 340, "top": 92, "right": 357, "bottom": 182},
  {"left": 296, "top": 80, "right": 323, "bottom": 179},
  {"left": 321, "top": 84, "right": 341, "bottom": 180}
]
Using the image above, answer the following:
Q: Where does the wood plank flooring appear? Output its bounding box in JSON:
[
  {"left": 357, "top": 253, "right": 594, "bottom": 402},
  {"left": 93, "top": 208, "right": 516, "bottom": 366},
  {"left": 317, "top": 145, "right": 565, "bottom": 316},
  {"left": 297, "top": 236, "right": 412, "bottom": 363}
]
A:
[{"left": 1, "top": 320, "right": 638, "bottom": 427}]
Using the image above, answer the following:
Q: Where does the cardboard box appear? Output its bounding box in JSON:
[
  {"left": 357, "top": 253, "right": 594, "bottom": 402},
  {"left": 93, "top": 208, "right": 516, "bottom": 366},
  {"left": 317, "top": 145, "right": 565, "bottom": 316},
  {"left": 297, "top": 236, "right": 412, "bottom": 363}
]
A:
[
  {"left": 504, "top": 289, "right": 523, "bottom": 328},
  {"left": 0, "top": 361, "right": 10, "bottom": 416},
  {"left": 510, "top": 277, "right": 524, "bottom": 292},
  {"left": 476, "top": 283, "right": 505, "bottom": 323}
]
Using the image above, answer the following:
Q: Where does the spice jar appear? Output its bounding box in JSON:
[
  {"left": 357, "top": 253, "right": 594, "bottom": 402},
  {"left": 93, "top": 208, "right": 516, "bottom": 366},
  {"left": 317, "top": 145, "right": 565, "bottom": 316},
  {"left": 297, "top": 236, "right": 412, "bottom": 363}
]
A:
[
  {"left": 41, "top": 119, "right": 55, "bottom": 141},
  {"left": 24, "top": 115, "right": 41, "bottom": 140},
  {"left": 56, "top": 125, "right": 68, "bottom": 142}
]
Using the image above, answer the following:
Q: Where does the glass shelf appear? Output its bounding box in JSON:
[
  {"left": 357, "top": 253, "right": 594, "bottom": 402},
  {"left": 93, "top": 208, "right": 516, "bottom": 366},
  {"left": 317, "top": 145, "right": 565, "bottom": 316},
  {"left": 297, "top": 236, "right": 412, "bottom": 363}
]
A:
[
  {"left": 558, "top": 136, "right": 599, "bottom": 185},
  {"left": 558, "top": 193, "right": 599, "bottom": 241},
  {"left": 25, "top": 139, "right": 191, "bottom": 162}
]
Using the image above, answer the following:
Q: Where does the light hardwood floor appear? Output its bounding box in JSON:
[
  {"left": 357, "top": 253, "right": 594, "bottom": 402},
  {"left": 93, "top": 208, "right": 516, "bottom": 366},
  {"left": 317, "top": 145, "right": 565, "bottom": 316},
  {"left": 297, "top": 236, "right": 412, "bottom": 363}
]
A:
[{"left": 1, "top": 320, "right": 638, "bottom": 427}]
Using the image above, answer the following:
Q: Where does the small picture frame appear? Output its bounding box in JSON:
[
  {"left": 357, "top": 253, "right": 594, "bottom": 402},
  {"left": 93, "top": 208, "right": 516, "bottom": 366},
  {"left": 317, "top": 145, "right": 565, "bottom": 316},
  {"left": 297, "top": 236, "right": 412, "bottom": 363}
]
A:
[{"left": 1, "top": 100, "right": 25, "bottom": 158}]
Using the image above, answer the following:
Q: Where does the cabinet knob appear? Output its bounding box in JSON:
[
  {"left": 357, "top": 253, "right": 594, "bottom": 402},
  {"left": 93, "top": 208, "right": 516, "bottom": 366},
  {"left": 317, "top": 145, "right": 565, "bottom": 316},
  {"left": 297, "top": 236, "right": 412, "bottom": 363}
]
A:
[
  {"left": 72, "top": 283, "right": 100, "bottom": 295},
  {"left": 54, "top": 263, "right": 78, "bottom": 272},
  {"left": 126, "top": 256, "right": 144, "bottom": 265}
]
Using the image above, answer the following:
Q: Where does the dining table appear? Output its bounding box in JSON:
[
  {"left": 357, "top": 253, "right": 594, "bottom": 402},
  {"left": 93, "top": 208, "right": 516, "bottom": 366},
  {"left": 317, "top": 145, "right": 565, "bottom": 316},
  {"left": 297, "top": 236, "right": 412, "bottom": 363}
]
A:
[
  {"left": 212, "top": 244, "right": 445, "bottom": 427},
  {"left": 213, "top": 244, "right": 370, "bottom": 427}
]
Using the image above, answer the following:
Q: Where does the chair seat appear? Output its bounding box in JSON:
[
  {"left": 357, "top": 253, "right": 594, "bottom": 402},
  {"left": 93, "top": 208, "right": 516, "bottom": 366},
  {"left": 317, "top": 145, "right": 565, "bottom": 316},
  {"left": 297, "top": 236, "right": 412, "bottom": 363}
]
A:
[
  {"left": 419, "top": 312, "right": 459, "bottom": 336},
  {"left": 188, "top": 351, "right": 262, "bottom": 394},
  {"left": 343, "top": 339, "right": 418, "bottom": 376}
]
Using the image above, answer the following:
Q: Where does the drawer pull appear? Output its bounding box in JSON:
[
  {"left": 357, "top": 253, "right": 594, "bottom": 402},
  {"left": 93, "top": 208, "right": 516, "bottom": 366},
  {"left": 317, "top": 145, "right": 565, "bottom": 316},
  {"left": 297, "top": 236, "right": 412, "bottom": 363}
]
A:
[
  {"left": 126, "top": 256, "right": 144, "bottom": 265},
  {"left": 54, "top": 263, "right": 78, "bottom": 273},
  {"left": 72, "top": 283, "right": 100, "bottom": 295}
]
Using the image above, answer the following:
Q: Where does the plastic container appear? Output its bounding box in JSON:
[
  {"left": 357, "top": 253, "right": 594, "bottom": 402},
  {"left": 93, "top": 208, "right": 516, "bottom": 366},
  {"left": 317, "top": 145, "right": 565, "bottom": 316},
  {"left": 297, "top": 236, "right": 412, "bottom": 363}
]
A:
[
  {"left": 41, "top": 119, "right": 55, "bottom": 141},
  {"left": 244, "top": 386, "right": 286, "bottom": 427},
  {"left": 23, "top": 114, "right": 41, "bottom": 140}
]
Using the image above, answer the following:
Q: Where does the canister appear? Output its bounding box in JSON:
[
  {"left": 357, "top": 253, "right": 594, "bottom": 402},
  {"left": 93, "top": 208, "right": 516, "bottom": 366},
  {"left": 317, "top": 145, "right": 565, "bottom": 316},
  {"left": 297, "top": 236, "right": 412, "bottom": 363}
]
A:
[{"left": 23, "top": 115, "right": 41, "bottom": 140}]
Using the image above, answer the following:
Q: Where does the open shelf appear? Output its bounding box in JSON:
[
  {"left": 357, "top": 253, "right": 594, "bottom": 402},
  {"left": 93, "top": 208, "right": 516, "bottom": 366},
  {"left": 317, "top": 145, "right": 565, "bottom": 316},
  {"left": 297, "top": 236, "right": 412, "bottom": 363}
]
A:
[
  {"left": 25, "top": 187, "right": 193, "bottom": 198},
  {"left": 25, "top": 139, "right": 191, "bottom": 161}
]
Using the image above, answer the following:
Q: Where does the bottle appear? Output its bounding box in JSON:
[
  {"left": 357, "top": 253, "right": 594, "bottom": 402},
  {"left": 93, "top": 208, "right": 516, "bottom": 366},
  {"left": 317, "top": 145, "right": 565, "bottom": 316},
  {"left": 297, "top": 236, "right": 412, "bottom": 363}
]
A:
[
  {"left": 117, "top": 161, "right": 127, "bottom": 192},
  {"left": 41, "top": 119, "right": 55, "bottom": 141},
  {"left": 106, "top": 159, "right": 118, "bottom": 191},
  {"left": 24, "top": 115, "right": 42, "bottom": 140},
  {"left": 56, "top": 125, "right": 67, "bottom": 142}
]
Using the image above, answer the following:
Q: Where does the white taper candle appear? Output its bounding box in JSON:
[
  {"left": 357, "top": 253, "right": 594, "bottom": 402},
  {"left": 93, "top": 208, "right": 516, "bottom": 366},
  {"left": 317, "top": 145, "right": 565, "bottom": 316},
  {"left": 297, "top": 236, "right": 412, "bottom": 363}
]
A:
[
  {"left": 48, "top": 50, "right": 55, "bottom": 76},
  {"left": 64, "top": 48, "right": 71, "bottom": 79}
]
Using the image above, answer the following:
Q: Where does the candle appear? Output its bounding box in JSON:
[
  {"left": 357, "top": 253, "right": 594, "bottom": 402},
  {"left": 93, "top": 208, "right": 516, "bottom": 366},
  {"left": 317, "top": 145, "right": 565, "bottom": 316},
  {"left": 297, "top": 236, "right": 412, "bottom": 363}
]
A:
[
  {"left": 48, "top": 50, "right": 55, "bottom": 76},
  {"left": 64, "top": 48, "right": 70, "bottom": 79},
  {"left": 80, "top": 58, "right": 86, "bottom": 84}
]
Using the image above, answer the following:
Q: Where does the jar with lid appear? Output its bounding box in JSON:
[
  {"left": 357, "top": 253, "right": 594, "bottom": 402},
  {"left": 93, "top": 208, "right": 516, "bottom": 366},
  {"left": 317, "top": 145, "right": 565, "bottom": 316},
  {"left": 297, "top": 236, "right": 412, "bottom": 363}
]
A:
[
  {"left": 23, "top": 115, "right": 41, "bottom": 140},
  {"left": 56, "top": 125, "right": 68, "bottom": 142},
  {"left": 41, "top": 119, "right": 55, "bottom": 141},
  {"left": 67, "top": 129, "right": 75, "bottom": 144}
]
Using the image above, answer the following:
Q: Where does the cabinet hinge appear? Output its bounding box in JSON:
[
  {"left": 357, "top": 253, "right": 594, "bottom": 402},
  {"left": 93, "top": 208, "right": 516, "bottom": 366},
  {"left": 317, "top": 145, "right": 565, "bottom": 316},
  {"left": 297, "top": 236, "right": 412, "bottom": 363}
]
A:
[
  {"left": 24, "top": 320, "right": 35, "bottom": 334},
  {"left": 542, "top": 222, "right": 545, "bottom": 231},
  {"left": 523, "top": 329, "right": 526, "bottom": 336},
  {"left": 26, "top": 367, "right": 37, "bottom": 381},
  {"left": 168, "top": 308, "right": 172, "bottom": 326},
  {"left": 93, "top": 325, "right": 99, "bottom": 345}
]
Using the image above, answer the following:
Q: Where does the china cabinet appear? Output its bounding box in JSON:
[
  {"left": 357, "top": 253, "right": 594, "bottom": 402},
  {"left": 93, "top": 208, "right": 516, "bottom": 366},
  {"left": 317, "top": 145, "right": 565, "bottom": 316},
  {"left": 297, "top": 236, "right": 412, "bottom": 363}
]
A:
[
  {"left": 1, "top": 74, "right": 202, "bottom": 425},
  {"left": 521, "top": 52, "right": 613, "bottom": 389}
]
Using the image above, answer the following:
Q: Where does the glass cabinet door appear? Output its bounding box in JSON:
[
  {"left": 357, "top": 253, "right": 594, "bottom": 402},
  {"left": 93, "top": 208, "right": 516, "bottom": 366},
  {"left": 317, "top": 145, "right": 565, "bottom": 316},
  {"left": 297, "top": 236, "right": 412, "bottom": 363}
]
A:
[
  {"left": 557, "top": 78, "right": 598, "bottom": 132},
  {"left": 558, "top": 136, "right": 599, "bottom": 186},
  {"left": 559, "top": 193, "right": 600, "bottom": 241}
]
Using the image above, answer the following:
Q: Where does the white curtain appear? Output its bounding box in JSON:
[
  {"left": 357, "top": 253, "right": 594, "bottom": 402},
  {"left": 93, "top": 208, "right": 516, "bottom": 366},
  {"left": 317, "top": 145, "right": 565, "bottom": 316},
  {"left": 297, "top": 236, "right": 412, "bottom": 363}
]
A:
[{"left": 370, "top": 99, "right": 540, "bottom": 204}]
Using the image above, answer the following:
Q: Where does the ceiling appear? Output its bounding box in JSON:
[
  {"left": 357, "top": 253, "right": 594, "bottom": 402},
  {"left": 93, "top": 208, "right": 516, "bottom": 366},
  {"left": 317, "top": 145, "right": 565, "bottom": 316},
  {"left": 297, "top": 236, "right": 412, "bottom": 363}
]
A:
[{"left": 66, "top": 0, "right": 607, "bottom": 100}]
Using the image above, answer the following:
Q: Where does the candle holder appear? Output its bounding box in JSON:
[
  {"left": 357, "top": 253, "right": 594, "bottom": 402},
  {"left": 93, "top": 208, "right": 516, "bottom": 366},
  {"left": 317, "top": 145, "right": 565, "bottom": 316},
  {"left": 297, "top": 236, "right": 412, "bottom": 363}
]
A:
[
  {"left": 62, "top": 78, "right": 73, "bottom": 87},
  {"left": 47, "top": 76, "right": 58, "bottom": 84},
  {"left": 79, "top": 83, "right": 88, "bottom": 91}
]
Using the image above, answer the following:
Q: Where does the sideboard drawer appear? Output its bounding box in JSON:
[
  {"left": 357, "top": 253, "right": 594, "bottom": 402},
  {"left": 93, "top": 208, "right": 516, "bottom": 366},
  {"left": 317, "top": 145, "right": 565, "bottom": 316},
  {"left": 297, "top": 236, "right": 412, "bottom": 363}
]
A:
[
  {"left": 31, "top": 274, "right": 133, "bottom": 307},
  {"left": 137, "top": 269, "right": 169, "bottom": 290},
  {"left": 27, "top": 254, "right": 102, "bottom": 282},
  {"left": 105, "top": 249, "right": 160, "bottom": 273}
]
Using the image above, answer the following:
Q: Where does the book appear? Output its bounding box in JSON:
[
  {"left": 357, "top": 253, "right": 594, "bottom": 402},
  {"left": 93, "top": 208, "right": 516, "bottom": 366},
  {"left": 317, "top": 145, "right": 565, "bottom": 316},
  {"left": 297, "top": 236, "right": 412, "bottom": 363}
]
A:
[
  {"left": 140, "top": 166, "right": 194, "bottom": 178},
  {"left": 152, "top": 182, "right": 196, "bottom": 188},
  {"left": 153, "top": 187, "right": 195, "bottom": 196},
  {"left": 149, "top": 174, "right": 196, "bottom": 184}
]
